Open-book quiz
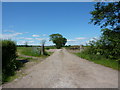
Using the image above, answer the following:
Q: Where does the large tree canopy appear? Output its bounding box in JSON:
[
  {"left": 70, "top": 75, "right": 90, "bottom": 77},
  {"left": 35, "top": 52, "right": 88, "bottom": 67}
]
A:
[
  {"left": 49, "top": 34, "right": 67, "bottom": 49},
  {"left": 90, "top": 2, "right": 120, "bottom": 29},
  {"left": 89, "top": 2, "right": 120, "bottom": 59}
]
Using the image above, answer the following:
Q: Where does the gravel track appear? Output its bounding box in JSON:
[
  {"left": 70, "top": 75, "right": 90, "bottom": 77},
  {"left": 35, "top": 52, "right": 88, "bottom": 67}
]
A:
[{"left": 3, "top": 49, "right": 118, "bottom": 88}]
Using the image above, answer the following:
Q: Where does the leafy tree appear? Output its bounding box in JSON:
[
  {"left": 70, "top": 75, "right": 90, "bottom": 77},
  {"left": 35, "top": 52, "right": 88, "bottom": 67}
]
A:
[
  {"left": 89, "top": 2, "right": 120, "bottom": 60},
  {"left": 90, "top": 2, "right": 120, "bottom": 29},
  {"left": 49, "top": 34, "right": 67, "bottom": 49}
]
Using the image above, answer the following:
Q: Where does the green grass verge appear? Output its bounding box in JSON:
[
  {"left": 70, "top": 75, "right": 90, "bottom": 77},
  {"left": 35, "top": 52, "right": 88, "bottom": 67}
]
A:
[
  {"left": 74, "top": 52, "right": 120, "bottom": 70},
  {"left": 3, "top": 73, "right": 19, "bottom": 83},
  {"left": 3, "top": 71, "right": 27, "bottom": 83},
  {"left": 45, "top": 46, "right": 56, "bottom": 50},
  {"left": 17, "top": 47, "right": 53, "bottom": 57},
  {"left": 17, "top": 56, "right": 32, "bottom": 60},
  {"left": 3, "top": 56, "right": 35, "bottom": 83},
  {"left": 17, "top": 47, "right": 40, "bottom": 57}
]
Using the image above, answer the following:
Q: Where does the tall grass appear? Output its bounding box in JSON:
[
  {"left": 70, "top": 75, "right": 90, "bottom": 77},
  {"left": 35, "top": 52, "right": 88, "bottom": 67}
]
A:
[
  {"left": 17, "top": 47, "right": 40, "bottom": 57},
  {"left": 74, "top": 49, "right": 119, "bottom": 70},
  {"left": 17, "top": 47, "right": 50, "bottom": 57}
]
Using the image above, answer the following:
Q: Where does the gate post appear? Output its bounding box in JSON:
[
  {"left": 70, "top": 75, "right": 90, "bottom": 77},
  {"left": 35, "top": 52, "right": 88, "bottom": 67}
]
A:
[{"left": 80, "top": 45, "right": 83, "bottom": 52}]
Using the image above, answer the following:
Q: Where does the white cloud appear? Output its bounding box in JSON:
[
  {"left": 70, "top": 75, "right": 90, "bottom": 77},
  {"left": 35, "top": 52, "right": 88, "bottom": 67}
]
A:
[
  {"left": 93, "top": 37, "right": 99, "bottom": 40},
  {"left": 17, "top": 37, "right": 33, "bottom": 40},
  {"left": 67, "top": 39, "right": 76, "bottom": 42},
  {"left": 1, "top": 32, "right": 23, "bottom": 39},
  {"left": 89, "top": 37, "right": 99, "bottom": 41},
  {"left": 84, "top": 37, "right": 100, "bottom": 45},
  {"left": 15, "top": 33, "right": 23, "bottom": 35},
  {"left": 3, "top": 29, "right": 29, "bottom": 34},
  {"left": 75, "top": 37, "right": 86, "bottom": 40},
  {"left": 86, "top": 40, "right": 90, "bottom": 43},
  {"left": 17, "top": 40, "right": 34, "bottom": 45},
  {"left": 28, "top": 41, "right": 34, "bottom": 43},
  {"left": 89, "top": 38, "right": 94, "bottom": 41},
  {"left": 17, "top": 41, "right": 26, "bottom": 45},
  {"left": 32, "top": 34, "right": 39, "bottom": 37}
]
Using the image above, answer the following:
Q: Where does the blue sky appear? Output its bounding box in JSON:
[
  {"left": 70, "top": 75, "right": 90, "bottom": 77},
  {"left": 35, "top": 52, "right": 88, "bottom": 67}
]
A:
[{"left": 2, "top": 2, "right": 101, "bottom": 45}]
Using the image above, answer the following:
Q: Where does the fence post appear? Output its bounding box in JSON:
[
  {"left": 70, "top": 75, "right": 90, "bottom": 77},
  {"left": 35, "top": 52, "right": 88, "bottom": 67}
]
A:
[{"left": 80, "top": 45, "right": 83, "bottom": 52}]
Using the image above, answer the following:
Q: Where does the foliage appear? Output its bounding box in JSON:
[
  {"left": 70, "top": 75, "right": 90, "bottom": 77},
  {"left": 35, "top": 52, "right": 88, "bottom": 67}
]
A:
[
  {"left": 89, "top": 2, "right": 120, "bottom": 60},
  {"left": 45, "top": 46, "right": 56, "bottom": 50},
  {"left": 75, "top": 49, "right": 120, "bottom": 70},
  {"left": 2, "top": 40, "right": 23, "bottom": 83},
  {"left": 90, "top": 2, "right": 120, "bottom": 28},
  {"left": 88, "top": 32, "right": 120, "bottom": 60},
  {"left": 49, "top": 33, "right": 67, "bottom": 49}
]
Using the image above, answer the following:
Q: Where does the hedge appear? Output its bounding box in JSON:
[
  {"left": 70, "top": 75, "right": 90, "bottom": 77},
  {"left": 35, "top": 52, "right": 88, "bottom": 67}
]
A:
[{"left": 2, "top": 40, "right": 22, "bottom": 82}]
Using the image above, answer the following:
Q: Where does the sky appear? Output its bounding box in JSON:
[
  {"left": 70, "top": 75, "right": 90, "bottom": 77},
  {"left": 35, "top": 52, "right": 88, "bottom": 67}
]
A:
[{"left": 2, "top": 2, "right": 102, "bottom": 46}]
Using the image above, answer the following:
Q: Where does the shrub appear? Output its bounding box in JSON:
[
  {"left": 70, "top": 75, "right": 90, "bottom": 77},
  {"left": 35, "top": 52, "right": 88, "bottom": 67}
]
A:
[
  {"left": 2, "top": 40, "right": 22, "bottom": 82},
  {"left": 75, "top": 50, "right": 119, "bottom": 70},
  {"left": 45, "top": 47, "right": 50, "bottom": 50}
]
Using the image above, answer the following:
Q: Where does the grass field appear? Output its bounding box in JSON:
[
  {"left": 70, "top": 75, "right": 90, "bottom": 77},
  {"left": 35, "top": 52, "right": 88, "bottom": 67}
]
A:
[
  {"left": 17, "top": 47, "right": 40, "bottom": 56},
  {"left": 17, "top": 47, "right": 54, "bottom": 57},
  {"left": 17, "top": 47, "right": 42, "bottom": 57},
  {"left": 74, "top": 52, "right": 120, "bottom": 70},
  {"left": 45, "top": 46, "right": 56, "bottom": 49}
]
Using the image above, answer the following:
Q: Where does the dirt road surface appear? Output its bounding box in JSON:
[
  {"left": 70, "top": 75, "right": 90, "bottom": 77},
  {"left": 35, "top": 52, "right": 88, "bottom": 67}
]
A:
[{"left": 3, "top": 49, "right": 118, "bottom": 88}]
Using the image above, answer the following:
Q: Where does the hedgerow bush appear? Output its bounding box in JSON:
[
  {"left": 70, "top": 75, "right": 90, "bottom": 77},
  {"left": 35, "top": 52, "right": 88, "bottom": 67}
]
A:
[
  {"left": 89, "top": 2, "right": 120, "bottom": 61},
  {"left": 87, "top": 29, "right": 120, "bottom": 60},
  {"left": 2, "top": 40, "right": 22, "bottom": 82}
]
